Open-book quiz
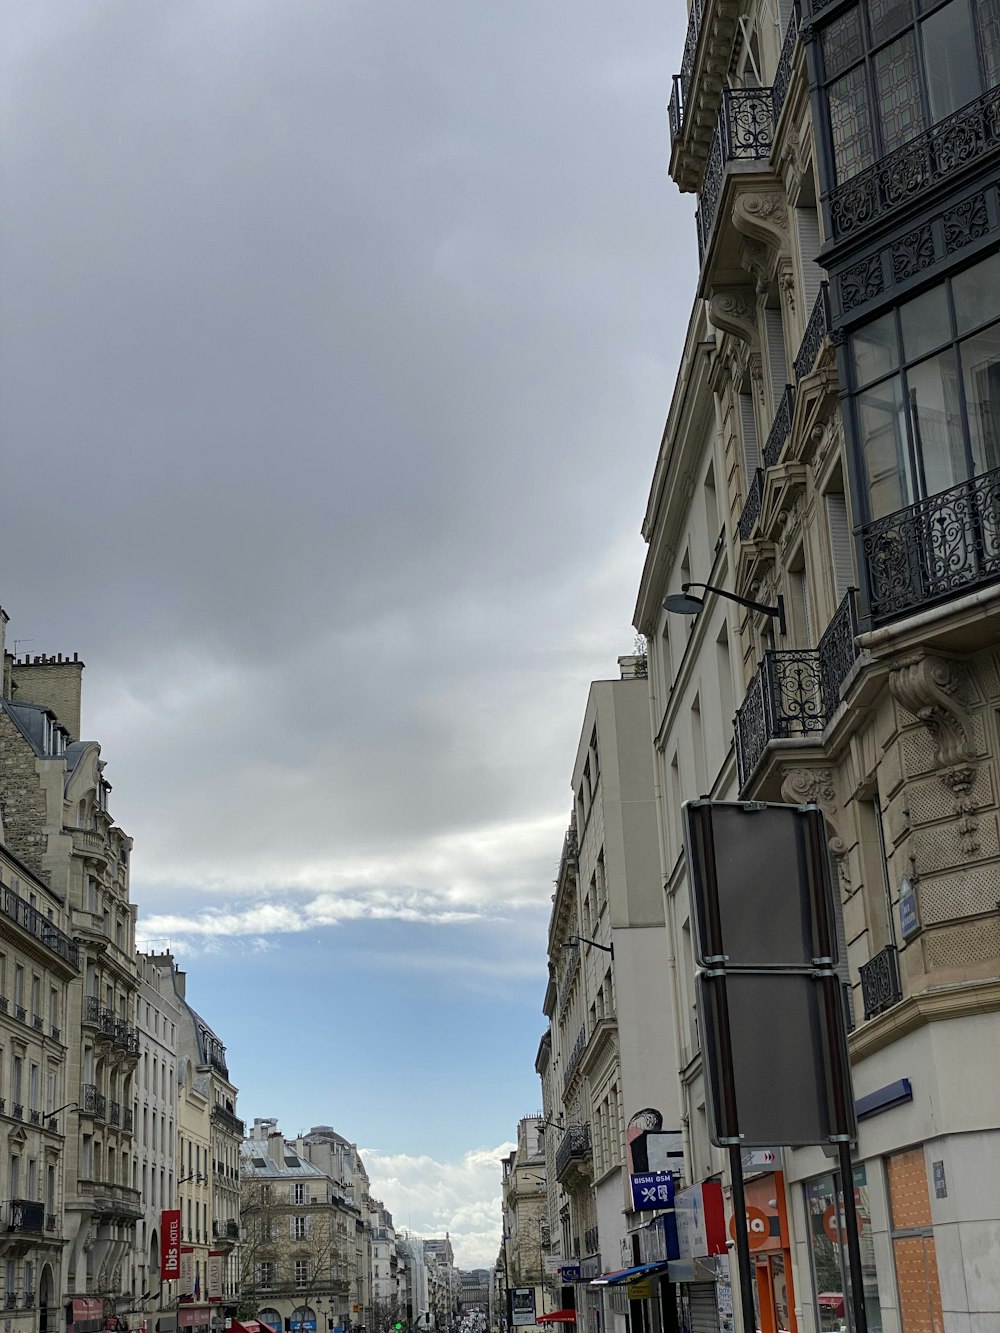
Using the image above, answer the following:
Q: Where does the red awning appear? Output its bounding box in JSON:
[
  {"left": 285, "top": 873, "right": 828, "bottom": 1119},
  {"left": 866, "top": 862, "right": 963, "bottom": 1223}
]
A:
[
  {"left": 537, "top": 1313, "right": 577, "bottom": 1324},
  {"left": 232, "top": 1324, "right": 268, "bottom": 1333},
  {"left": 72, "top": 1300, "right": 104, "bottom": 1319}
]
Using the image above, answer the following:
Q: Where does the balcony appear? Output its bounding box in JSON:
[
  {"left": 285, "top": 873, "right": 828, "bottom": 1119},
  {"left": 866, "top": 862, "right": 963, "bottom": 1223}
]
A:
[
  {"left": 762, "top": 385, "right": 795, "bottom": 469},
  {"left": 696, "top": 88, "right": 775, "bottom": 258},
  {"left": 213, "top": 1218, "right": 241, "bottom": 1241},
  {"left": 0, "top": 886, "right": 79, "bottom": 970},
  {"left": 862, "top": 467, "right": 1000, "bottom": 626},
  {"left": 738, "top": 468, "right": 765, "bottom": 542},
  {"left": 735, "top": 591, "right": 860, "bottom": 787},
  {"left": 860, "top": 945, "right": 903, "bottom": 1020},
  {"left": 793, "top": 284, "right": 830, "bottom": 382},
  {"left": 5, "top": 1200, "right": 44, "bottom": 1233},
  {"left": 80, "top": 1084, "right": 107, "bottom": 1120},
  {"left": 770, "top": 7, "right": 799, "bottom": 129},
  {"left": 562, "top": 1025, "right": 587, "bottom": 1092},
  {"left": 211, "top": 1104, "right": 246, "bottom": 1137},
  {"left": 113, "top": 1020, "right": 140, "bottom": 1057},
  {"left": 110, "top": 1101, "right": 121, "bottom": 1127},
  {"left": 554, "top": 1123, "right": 592, "bottom": 1180},
  {"left": 583, "top": 1225, "right": 599, "bottom": 1256},
  {"left": 827, "top": 83, "right": 1000, "bottom": 243},
  {"left": 123, "top": 1108, "right": 134, "bottom": 1134}
]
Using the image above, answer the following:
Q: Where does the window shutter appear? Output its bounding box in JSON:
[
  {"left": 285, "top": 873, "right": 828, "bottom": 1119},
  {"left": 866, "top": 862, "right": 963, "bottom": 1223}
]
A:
[
  {"left": 795, "top": 206, "right": 825, "bottom": 315},
  {"left": 739, "top": 391, "right": 759, "bottom": 471},
  {"left": 764, "top": 307, "right": 789, "bottom": 409},
  {"left": 825, "top": 492, "right": 855, "bottom": 602}
]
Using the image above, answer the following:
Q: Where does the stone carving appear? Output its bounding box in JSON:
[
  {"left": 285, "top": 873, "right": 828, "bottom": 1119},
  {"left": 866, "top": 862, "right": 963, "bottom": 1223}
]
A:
[
  {"left": 748, "top": 353, "right": 766, "bottom": 406},
  {"left": 781, "top": 766, "right": 851, "bottom": 888},
  {"left": 889, "top": 653, "right": 976, "bottom": 769},
  {"left": 941, "top": 765, "right": 981, "bottom": 857},
  {"left": 709, "top": 289, "right": 758, "bottom": 345},
  {"left": 779, "top": 262, "right": 796, "bottom": 314},
  {"left": 732, "top": 192, "right": 790, "bottom": 253}
]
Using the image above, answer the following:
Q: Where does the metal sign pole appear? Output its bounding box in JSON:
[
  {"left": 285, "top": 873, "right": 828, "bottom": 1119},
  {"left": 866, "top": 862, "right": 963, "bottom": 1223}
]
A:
[
  {"left": 726, "top": 1145, "right": 758, "bottom": 1333},
  {"left": 836, "top": 1140, "right": 869, "bottom": 1333}
]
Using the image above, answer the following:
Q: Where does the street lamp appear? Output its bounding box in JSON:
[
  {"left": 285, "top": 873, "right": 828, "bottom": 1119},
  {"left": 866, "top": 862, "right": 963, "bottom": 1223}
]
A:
[
  {"left": 560, "top": 935, "right": 613, "bottom": 960},
  {"left": 178, "top": 1172, "right": 207, "bottom": 1185},
  {"left": 663, "top": 581, "right": 786, "bottom": 635},
  {"left": 46, "top": 1101, "right": 79, "bottom": 1130}
]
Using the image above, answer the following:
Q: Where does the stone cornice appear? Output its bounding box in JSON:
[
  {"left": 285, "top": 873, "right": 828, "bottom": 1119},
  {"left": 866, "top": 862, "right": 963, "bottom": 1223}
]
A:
[{"left": 848, "top": 979, "right": 1000, "bottom": 1061}]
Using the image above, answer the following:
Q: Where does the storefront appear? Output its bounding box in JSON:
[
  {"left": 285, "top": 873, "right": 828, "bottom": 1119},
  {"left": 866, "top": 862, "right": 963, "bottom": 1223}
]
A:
[
  {"left": 178, "top": 1307, "right": 213, "bottom": 1333},
  {"left": 670, "top": 1183, "right": 729, "bottom": 1333},
  {"left": 729, "top": 1174, "right": 796, "bottom": 1333},
  {"left": 67, "top": 1297, "right": 105, "bottom": 1333}
]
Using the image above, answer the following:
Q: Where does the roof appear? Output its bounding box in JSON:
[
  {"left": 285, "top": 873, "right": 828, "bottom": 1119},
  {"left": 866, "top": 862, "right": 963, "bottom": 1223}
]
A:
[{"left": 241, "top": 1138, "right": 326, "bottom": 1179}]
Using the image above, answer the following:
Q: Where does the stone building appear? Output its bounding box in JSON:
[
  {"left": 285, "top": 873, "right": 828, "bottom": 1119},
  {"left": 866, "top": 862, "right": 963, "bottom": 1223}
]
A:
[
  {"left": 292, "top": 1126, "right": 369, "bottom": 1329},
  {"left": 0, "top": 620, "right": 141, "bottom": 1327},
  {"left": 626, "top": 0, "right": 1000, "bottom": 1326},
  {"left": 241, "top": 1120, "right": 353, "bottom": 1333}
]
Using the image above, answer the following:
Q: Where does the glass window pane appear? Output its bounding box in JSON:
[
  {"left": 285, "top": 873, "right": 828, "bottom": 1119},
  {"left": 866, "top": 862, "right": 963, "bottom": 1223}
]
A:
[
  {"left": 874, "top": 33, "right": 924, "bottom": 153},
  {"left": 805, "top": 1174, "right": 847, "bottom": 1331},
  {"left": 852, "top": 1165, "right": 884, "bottom": 1333},
  {"left": 870, "top": 0, "right": 913, "bottom": 43},
  {"left": 953, "top": 252, "right": 1000, "bottom": 334},
  {"left": 853, "top": 312, "right": 899, "bottom": 387},
  {"left": 900, "top": 284, "right": 951, "bottom": 359},
  {"left": 907, "top": 349, "right": 969, "bottom": 494},
  {"left": 975, "top": 0, "right": 1000, "bottom": 87},
  {"left": 859, "top": 374, "right": 913, "bottom": 517},
  {"left": 923, "top": 0, "right": 982, "bottom": 121},
  {"left": 823, "top": 6, "right": 866, "bottom": 77},
  {"left": 829, "top": 66, "right": 877, "bottom": 181},
  {"left": 961, "top": 322, "right": 1000, "bottom": 472}
]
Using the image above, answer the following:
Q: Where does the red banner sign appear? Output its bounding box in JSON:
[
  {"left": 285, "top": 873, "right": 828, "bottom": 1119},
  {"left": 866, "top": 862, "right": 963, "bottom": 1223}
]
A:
[{"left": 161, "top": 1210, "right": 181, "bottom": 1280}]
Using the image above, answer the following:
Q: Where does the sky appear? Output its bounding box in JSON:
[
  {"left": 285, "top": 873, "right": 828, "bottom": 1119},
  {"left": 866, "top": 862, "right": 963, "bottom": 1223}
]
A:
[{"left": 0, "top": 0, "right": 694, "bottom": 1269}]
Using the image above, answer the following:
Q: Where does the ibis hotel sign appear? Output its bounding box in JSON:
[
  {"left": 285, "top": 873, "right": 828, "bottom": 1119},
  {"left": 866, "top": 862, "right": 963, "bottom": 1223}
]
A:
[{"left": 161, "top": 1209, "right": 181, "bottom": 1280}]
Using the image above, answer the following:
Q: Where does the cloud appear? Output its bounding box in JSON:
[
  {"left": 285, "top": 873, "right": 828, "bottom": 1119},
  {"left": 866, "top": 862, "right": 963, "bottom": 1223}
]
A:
[{"left": 362, "top": 1144, "right": 515, "bottom": 1271}]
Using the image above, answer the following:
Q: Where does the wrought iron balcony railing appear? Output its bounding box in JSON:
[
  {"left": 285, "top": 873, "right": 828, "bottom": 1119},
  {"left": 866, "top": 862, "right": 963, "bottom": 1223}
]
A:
[
  {"left": 860, "top": 945, "right": 902, "bottom": 1019},
  {"left": 862, "top": 467, "right": 1000, "bottom": 625},
  {"left": 80, "top": 1084, "right": 107, "bottom": 1119},
  {"left": 110, "top": 1102, "right": 121, "bottom": 1127},
  {"left": 562, "top": 1025, "right": 587, "bottom": 1092},
  {"left": 213, "top": 1218, "right": 241, "bottom": 1240},
  {"left": 677, "top": 0, "right": 706, "bottom": 132},
  {"left": 583, "top": 1225, "right": 600, "bottom": 1256},
  {"left": 555, "top": 1123, "right": 592, "bottom": 1179},
  {"left": 5, "top": 1200, "right": 45, "bottom": 1233},
  {"left": 793, "top": 284, "right": 831, "bottom": 381},
  {"left": 696, "top": 88, "right": 774, "bottom": 257},
  {"left": 0, "top": 886, "right": 79, "bottom": 970},
  {"left": 123, "top": 1108, "right": 134, "bottom": 1133},
  {"left": 211, "top": 1104, "right": 246, "bottom": 1137},
  {"left": 738, "top": 468, "right": 765, "bottom": 542},
  {"left": 828, "top": 83, "right": 1000, "bottom": 241},
  {"left": 668, "top": 75, "right": 684, "bottom": 144},
  {"left": 771, "top": 6, "right": 799, "bottom": 128},
  {"left": 762, "top": 385, "right": 795, "bottom": 469},
  {"left": 734, "top": 591, "right": 859, "bottom": 787}
]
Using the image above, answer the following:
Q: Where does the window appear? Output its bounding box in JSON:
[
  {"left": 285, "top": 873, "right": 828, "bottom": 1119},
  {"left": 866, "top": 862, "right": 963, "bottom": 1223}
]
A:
[
  {"left": 805, "top": 1165, "right": 882, "bottom": 1331},
  {"left": 294, "top": 1182, "right": 308, "bottom": 1204},
  {"left": 852, "top": 252, "right": 1000, "bottom": 523},
  {"left": 294, "top": 1260, "right": 310, "bottom": 1287},
  {"left": 293, "top": 1216, "right": 307, "bottom": 1239},
  {"left": 257, "top": 1262, "right": 276, "bottom": 1289},
  {"left": 820, "top": 0, "right": 1000, "bottom": 183},
  {"left": 886, "top": 1148, "right": 945, "bottom": 1330}
]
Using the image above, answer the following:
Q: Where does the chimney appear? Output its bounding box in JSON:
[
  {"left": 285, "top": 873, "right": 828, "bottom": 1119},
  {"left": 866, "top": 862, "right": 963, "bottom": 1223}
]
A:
[
  {"left": 267, "top": 1128, "right": 286, "bottom": 1167},
  {"left": 10, "top": 653, "right": 85, "bottom": 740}
]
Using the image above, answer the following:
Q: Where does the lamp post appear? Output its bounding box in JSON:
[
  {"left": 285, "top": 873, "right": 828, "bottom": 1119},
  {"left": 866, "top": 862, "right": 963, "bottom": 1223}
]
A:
[
  {"left": 662, "top": 581, "right": 786, "bottom": 636},
  {"left": 560, "top": 936, "right": 614, "bottom": 960}
]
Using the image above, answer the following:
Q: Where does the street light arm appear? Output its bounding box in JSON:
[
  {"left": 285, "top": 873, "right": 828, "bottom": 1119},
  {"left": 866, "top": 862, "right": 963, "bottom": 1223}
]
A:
[
  {"left": 681, "top": 582, "right": 786, "bottom": 635},
  {"left": 561, "top": 935, "right": 614, "bottom": 959}
]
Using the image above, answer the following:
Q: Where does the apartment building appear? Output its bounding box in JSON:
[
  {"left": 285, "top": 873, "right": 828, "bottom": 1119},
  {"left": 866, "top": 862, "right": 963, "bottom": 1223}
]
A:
[
  {"left": 539, "top": 670, "right": 679, "bottom": 1333},
  {"left": 293, "top": 1126, "right": 369, "bottom": 1329},
  {"left": 626, "top": 0, "right": 1000, "bottom": 1327},
  {"left": 500, "top": 1122, "right": 547, "bottom": 1332},
  {"left": 0, "top": 626, "right": 141, "bottom": 1326}
]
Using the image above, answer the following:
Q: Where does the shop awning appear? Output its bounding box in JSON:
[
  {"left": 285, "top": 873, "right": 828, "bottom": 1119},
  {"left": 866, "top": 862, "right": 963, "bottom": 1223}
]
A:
[
  {"left": 590, "top": 1262, "right": 671, "bottom": 1286},
  {"left": 536, "top": 1312, "right": 577, "bottom": 1324},
  {"left": 232, "top": 1323, "right": 269, "bottom": 1333}
]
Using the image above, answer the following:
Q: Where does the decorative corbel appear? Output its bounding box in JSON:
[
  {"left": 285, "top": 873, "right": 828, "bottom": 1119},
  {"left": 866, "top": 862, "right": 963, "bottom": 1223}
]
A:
[
  {"left": 781, "top": 766, "right": 851, "bottom": 889},
  {"left": 732, "top": 191, "right": 790, "bottom": 256},
  {"left": 708, "top": 289, "right": 758, "bottom": 345},
  {"left": 889, "top": 653, "right": 977, "bottom": 770}
]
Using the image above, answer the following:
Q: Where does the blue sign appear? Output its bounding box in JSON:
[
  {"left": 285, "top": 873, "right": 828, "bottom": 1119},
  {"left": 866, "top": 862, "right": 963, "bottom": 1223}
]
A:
[
  {"left": 630, "top": 1171, "right": 675, "bottom": 1211},
  {"left": 558, "top": 1265, "right": 582, "bottom": 1282},
  {"left": 899, "top": 876, "right": 919, "bottom": 938}
]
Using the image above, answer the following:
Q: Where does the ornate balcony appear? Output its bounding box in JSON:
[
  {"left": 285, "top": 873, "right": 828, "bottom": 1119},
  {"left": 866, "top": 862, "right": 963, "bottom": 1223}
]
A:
[
  {"left": 734, "top": 591, "right": 860, "bottom": 787},
  {"left": 5, "top": 1200, "right": 44, "bottom": 1233},
  {"left": 554, "top": 1123, "right": 592, "bottom": 1180},
  {"left": 562, "top": 1024, "right": 587, "bottom": 1092},
  {"left": 762, "top": 386, "right": 795, "bottom": 469},
  {"left": 696, "top": 88, "right": 774, "bottom": 257},
  {"left": 793, "top": 284, "right": 830, "bottom": 381},
  {"left": 123, "top": 1108, "right": 134, "bottom": 1134},
  {"left": 80, "top": 1084, "right": 107, "bottom": 1120},
  {"left": 110, "top": 1102, "right": 121, "bottom": 1127},
  {"left": 860, "top": 945, "right": 902, "bottom": 1019},
  {"left": 828, "top": 83, "right": 1000, "bottom": 242},
  {"left": 213, "top": 1218, "right": 241, "bottom": 1241},
  {"left": 770, "top": 7, "right": 799, "bottom": 129},
  {"left": 862, "top": 467, "right": 1000, "bottom": 625},
  {"left": 738, "top": 468, "right": 765, "bottom": 542},
  {"left": 211, "top": 1104, "right": 246, "bottom": 1137},
  {"left": 0, "top": 886, "right": 79, "bottom": 970}
]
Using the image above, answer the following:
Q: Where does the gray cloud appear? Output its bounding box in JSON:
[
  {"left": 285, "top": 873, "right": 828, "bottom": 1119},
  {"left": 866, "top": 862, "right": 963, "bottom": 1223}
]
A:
[{"left": 0, "top": 0, "right": 693, "bottom": 926}]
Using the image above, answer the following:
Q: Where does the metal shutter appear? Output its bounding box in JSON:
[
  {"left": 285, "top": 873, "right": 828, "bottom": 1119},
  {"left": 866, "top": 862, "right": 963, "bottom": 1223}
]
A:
[
  {"left": 825, "top": 492, "right": 855, "bottom": 603},
  {"left": 687, "top": 1284, "right": 721, "bottom": 1333},
  {"left": 739, "top": 392, "right": 759, "bottom": 472}
]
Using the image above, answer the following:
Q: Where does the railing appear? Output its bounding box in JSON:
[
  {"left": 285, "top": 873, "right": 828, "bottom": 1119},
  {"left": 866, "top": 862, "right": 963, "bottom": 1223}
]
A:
[
  {"left": 28, "top": 1110, "right": 39, "bottom": 1126},
  {"left": 21, "top": 1293, "right": 34, "bottom": 1311},
  {"left": 110, "top": 1102, "right": 121, "bottom": 1127},
  {"left": 678, "top": 0, "right": 706, "bottom": 127},
  {"left": 738, "top": 468, "right": 765, "bottom": 542},
  {"left": 762, "top": 386, "right": 795, "bottom": 470},
  {"left": 211, "top": 1104, "right": 246, "bottom": 1137},
  {"left": 6, "top": 1200, "right": 45, "bottom": 1232},
  {"left": 209, "top": 1050, "right": 230, "bottom": 1076},
  {"left": 12, "top": 1104, "right": 22, "bottom": 1121},
  {"left": 14, "top": 1006, "right": 25, "bottom": 1023},
  {"left": 584, "top": 1225, "right": 600, "bottom": 1256},
  {"left": 113, "top": 1020, "right": 140, "bottom": 1056},
  {"left": 0, "top": 887, "right": 79, "bottom": 969},
  {"left": 793, "top": 284, "right": 831, "bottom": 381},
  {"left": 697, "top": 88, "right": 774, "bottom": 256},
  {"left": 123, "top": 1108, "right": 134, "bottom": 1133},
  {"left": 555, "top": 1123, "right": 592, "bottom": 1178},
  {"left": 862, "top": 467, "right": 1000, "bottom": 624},
  {"left": 31, "top": 1014, "right": 42, "bottom": 1032},
  {"left": 80, "top": 1084, "right": 107, "bottom": 1119},
  {"left": 558, "top": 942, "right": 580, "bottom": 1019},
  {"left": 45, "top": 1214, "right": 56, "bottom": 1232},
  {"left": 828, "top": 83, "right": 1000, "bottom": 241},
  {"left": 4, "top": 1293, "right": 15, "bottom": 1311},
  {"left": 82, "top": 994, "right": 102, "bottom": 1025},
  {"left": 735, "top": 591, "right": 860, "bottom": 786},
  {"left": 770, "top": 6, "right": 799, "bottom": 128},
  {"left": 50, "top": 1025, "right": 60, "bottom": 1042},
  {"left": 817, "top": 589, "right": 859, "bottom": 717},
  {"left": 562, "top": 1025, "right": 587, "bottom": 1091},
  {"left": 213, "top": 1218, "right": 241, "bottom": 1240},
  {"left": 668, "top": 75, "right": 684, "bottom": 144},
  {"left": 860, "top": 945, "right": 902, "bottom": 1019}
]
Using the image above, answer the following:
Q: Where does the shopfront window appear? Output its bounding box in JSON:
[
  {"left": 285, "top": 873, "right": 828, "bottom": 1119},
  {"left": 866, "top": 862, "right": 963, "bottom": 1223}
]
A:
[{"left": 805, "top": 1166, "right": 882, "bottom": 1332}]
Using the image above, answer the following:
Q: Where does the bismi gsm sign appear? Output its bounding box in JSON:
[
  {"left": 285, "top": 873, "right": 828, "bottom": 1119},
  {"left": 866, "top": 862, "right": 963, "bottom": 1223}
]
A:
[{"left": 161, "top": 1210, "right": 181, "bottom": 1280}]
